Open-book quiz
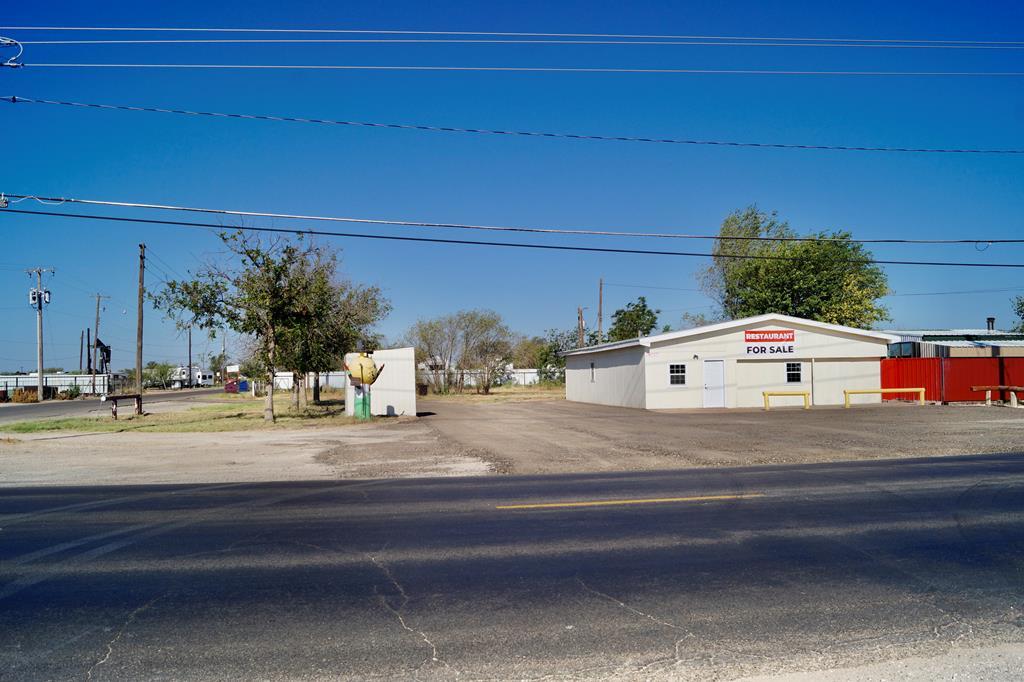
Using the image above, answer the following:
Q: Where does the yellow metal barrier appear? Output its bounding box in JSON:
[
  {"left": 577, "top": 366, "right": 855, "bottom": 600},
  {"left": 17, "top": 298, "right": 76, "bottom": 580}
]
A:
[
  {"left": 762, "top": 391, "right": 811, "bottom": 410},
  {"left": 844, "top": 387, "right": 925, "bottom": 408}
]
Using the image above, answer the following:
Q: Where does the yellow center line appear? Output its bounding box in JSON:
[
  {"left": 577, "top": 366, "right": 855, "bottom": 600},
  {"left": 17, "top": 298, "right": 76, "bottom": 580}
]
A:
[{"left": 495, "top": 493, "right": 764, "bottom": 510}]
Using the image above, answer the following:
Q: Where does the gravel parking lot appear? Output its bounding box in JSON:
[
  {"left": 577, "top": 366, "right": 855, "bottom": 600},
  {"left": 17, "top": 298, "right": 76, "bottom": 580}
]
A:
[
  {"left": 400, "top": 399, "right": 1024, "bottom": 475},
  {"left": 4, "top": 399, "right": 1023, "bottom": 485}
]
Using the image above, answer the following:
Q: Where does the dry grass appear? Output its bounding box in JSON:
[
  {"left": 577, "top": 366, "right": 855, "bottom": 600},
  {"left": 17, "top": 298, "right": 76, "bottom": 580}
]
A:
[
  {"left": 423, "top": 383, "right": 565, "bottom": 404},
  {"left": 1, "top": 397, "right": 365, "bottom": 434}
]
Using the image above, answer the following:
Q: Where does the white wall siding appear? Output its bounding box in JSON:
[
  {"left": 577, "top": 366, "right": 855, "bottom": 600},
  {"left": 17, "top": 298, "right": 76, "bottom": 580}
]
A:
[
  {"left": 811, "top": 359, "right": 882, "bottom": 406},
  {"left": 345, "top": 347, "right": 417, "bottom": 417},
  {"left": 0, "top": 373, "right": 111, "bottom": 396},
  {"left": 736, "top": 361, "right": 806, "bottom": 408},
  {"left": 566, "top": 346, "right": 646, "bottom": 408},
  {"left": 641, "top": 320, "right": 889, "bottom": 409}
]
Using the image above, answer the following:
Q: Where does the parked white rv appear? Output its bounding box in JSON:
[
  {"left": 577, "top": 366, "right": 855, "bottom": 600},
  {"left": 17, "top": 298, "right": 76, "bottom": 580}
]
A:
[{"left": 171, "top": 366, "right": 214, "bottom": 389}]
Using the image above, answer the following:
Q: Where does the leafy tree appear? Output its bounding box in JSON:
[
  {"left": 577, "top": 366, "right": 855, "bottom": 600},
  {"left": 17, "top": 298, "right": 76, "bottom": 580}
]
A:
[
  {"left": 700, "top": 206, "right": 889, "bottom": 328},
  {"left": 1012, "top": 295, "right": 1024, "bottom": 332},
  {"left": 406, "top": 314, "right": 462, "bottom": 393},
  {"left": 607, "top": 296, "right": 660, "bottom": 341},
  {"left": 152, "top": 232, "right": 387, "bottom": 421},
  {"left": 405, "top": 310, "right": 512, "bottom": 394},
  {"left": 677, "top": 312, "right": 724, "bottom": 330},
  {"left": 512, "top": 336, "right": 545, "bottom": 368},
  {"left": 276, "top": 249, "right": 390, "bottom": 407},
  {"left": 458, "top": 310, "right": 513, "bottom": 394},
  {"left": 206, "top": 352, "right": 228, "bottom": 382},
  {"left": 142, "top": 361, "right": 175, "bottom": 389},
  {"left": 536, "top": 327, "right": 600, "bottom": 382}
]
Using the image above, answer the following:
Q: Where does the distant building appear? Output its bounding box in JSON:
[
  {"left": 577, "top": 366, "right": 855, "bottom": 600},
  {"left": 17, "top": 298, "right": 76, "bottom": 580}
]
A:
[{"left": 886, "top": 318, "right": 1024, "bottom": 358}]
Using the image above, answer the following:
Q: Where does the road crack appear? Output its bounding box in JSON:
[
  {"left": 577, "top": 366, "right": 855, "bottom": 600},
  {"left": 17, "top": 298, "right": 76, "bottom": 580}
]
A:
[
  {"left": 575, "top": 576, "right": 684, "bottom": 632},
  {"left": 367, "top": 552, "right": 458, "bottom": 677},
  {"left": 576, "top": 576, "right": 708, "bottom": 676},
  {"left": 85, "top": 593, "right": 166, "bottom": 681}
]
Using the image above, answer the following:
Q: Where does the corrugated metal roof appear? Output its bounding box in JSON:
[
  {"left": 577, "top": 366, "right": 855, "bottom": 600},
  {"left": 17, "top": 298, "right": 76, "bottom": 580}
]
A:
[
  {"left": 885, "top": 329, "right": 1024, "bottom": 343},
  {"left": 924, "top": 340, "right": 1024, "bottom": 348},
  {"left": 886, "top": 329, "right": 1013, "bottom": 337}
]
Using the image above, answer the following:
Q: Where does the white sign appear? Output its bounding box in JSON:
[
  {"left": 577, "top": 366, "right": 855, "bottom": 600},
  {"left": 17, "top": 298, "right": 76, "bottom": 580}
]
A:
[{"left": 745, "top": 329, "right": 796, "bottom": 356}]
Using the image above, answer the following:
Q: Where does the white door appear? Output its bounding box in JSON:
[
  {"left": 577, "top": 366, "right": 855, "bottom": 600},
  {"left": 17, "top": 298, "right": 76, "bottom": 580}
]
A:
[{"left": 703, "top": 360, "right": 726, "bottom": 408}]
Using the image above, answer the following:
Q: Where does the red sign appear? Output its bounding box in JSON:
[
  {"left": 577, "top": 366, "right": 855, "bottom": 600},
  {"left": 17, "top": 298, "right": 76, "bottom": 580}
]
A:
[{"left": 745, "top": 329, "right": 795, "bottom": 343}]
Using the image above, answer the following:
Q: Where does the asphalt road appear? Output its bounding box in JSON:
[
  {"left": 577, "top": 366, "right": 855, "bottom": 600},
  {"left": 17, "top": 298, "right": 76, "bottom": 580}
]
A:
[
  {"left": 0, "top": 388, "right": 223, "bottom": 425},
  {"left": 2, "top": 454, "right": 1023, "bottom": 680}
]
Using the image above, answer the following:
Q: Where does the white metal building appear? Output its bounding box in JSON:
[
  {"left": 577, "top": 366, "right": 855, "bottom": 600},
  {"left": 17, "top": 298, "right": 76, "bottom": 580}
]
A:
[
  {"left": 563, "top": 314, "right": 897, "bottom": 409},
  {"left": 345, "top": 347, "right": 418, "bottom": 417}
]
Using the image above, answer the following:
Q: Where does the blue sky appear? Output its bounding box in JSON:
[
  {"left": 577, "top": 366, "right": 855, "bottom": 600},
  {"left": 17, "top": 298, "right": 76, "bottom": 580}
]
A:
[{"left": 1, "top": 1, "right": 1022, "bottom": 371}]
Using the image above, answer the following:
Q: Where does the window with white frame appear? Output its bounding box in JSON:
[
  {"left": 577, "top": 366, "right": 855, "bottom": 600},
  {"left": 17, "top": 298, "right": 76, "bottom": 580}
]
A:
[
  {"left": 669, "top": 364, "right": 686, "bottom": 385},
  {"left": 786, "top": 362, "right": 802, "bottom": 383}
]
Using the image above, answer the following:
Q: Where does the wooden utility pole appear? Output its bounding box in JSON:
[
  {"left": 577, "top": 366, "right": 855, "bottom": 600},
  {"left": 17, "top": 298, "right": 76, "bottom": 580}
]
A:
[
  {"left": 136, "top": 243, "right": 146, "bottom": 396},
  {"left": 597, "top": 277, "right": 603, "bottom": 343},
  {"left": 577, "top": 307, "right": 585, "bottom": 348},
  {"left": 79, "top": 330, "right": 84, "bottom": 373},
  {"left": 26, "top": 267, "right": 54, "bottom": 402},
  {"left": 85, "top": 328, "right": 91, "bottom": 373},
  {"left": 91, "top": 294, "right": 110, "bottom": 394}
]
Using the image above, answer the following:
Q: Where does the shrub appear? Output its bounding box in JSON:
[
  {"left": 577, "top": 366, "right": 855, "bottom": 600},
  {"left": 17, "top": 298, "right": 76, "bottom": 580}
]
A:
[
  {"left": 12, "top": 388, "right": 38, "bottom": 404},
  {"left": 57, "top": 385, "right": 82, "bottom": 400}
]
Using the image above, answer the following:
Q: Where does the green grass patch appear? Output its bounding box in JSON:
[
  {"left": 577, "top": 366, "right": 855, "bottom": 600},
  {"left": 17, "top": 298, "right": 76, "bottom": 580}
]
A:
[{"left": 1, "top": 397, "right": 363, "bottom": 434}]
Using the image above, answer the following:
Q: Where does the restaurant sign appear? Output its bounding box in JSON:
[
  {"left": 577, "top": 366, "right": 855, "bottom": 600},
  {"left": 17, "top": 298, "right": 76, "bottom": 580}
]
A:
[{"left": 744, "top": 329, "right": 796, "bottom": 355}]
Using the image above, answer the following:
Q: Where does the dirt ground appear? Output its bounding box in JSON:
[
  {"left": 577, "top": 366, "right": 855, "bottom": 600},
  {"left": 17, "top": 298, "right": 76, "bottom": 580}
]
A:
[
  {"left": 2, "top": 399, "right": 1023, "bottom": 486},
  {"left": 398, "top": 400, "right": 1024, "bottom": 474}
]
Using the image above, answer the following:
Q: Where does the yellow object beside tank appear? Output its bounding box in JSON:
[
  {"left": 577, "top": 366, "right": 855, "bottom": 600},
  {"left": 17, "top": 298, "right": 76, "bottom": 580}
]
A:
[{"left": 344, "top": 352, "right": 379, "bottom": 386}]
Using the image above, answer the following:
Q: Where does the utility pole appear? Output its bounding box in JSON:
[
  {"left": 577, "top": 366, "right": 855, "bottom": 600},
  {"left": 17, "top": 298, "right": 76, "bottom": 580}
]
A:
[
  {"left": 187, "top": 326, "right": 193, "bottom": 389},
  {"left": 26, "top": 267, "right": 54, "bottom": 402},
  {"left": 79, "top": 330, "right": 84, "bottom": 373},
  {"left": 221, "top": 330, "right": 226, "bottom": 386},
  {"left": 597, "top": 277, "right": 604, "bottom": 343},
  {"left": 91, "top": 294, "right": 110, "bottom": 395},
  {"left": 136, "top": 243, "right": 145, "bottom": 395},
  {"left": 86, "top": 328, "right": 91, "bottom": 373},
  {"left": 577, "top": 306, "right": 585, "bottom": 348}
]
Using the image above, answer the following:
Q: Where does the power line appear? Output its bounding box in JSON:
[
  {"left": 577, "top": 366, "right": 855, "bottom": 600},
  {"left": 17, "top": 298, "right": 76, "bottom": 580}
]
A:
[
  {"left": 16, "top": 38, "right": 1024, "bottom": 49},
  {"left": 6, "top": 95, "right": 1022, "bottom": 155},
  {"left": 607, "top": 282, "right": 1024, "bottom": 297},
  {"left": 144, "top": 261, "right": 173, "bottom": 286},
  {"left": 4, "top": 193, "right": 1023, "bottom": 245},
  {"left": 885, "top": 286, "right": 1024, "bottom": 297},
  {"left": 3, "top": 207, "right": 1024, "bottom": 269},
  {"left": 4, "top": 27, "right": 1023, "bottom": 45},
  {"left": 145, "top": 246, "right": 187, "bottom": 280},
  {"left": 605, "top": 283, "right": 704, "bottom": 292},
  {"left": 20, "top": 63, "right": 1024, "bottom": 76}
]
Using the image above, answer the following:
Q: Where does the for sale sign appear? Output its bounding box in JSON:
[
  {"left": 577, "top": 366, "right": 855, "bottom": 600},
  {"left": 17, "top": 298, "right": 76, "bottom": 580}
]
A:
[{"left": 745, "top": 329, "right": 796, "bottom": 355}]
